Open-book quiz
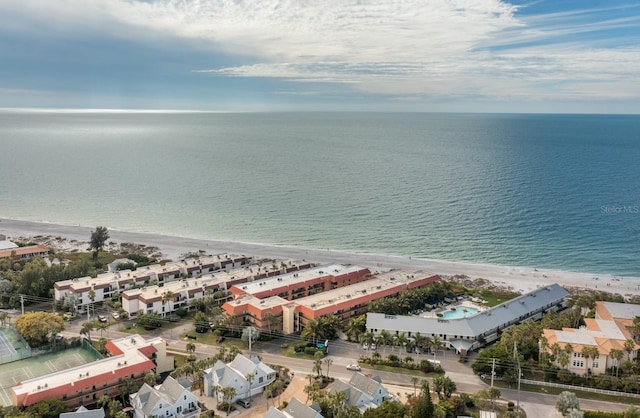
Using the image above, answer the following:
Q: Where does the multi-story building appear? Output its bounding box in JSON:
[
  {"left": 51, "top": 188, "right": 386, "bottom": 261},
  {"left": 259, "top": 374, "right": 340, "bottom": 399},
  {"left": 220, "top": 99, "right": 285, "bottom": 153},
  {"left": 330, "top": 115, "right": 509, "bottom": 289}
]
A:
[
  {"left": 122, "top": 275, "right": 230, "bottom": 318},
  {"left": 542, "top": 301, "right": 640, "bottom": 376},
  {"left": 11, "top": 335, "right": 173, "bottom": 409},
  {"left": 130, "top": 376, "right": 200, "bottom": 418},
  {"left": 223, "top": 269, "right": 440, "bottom": 334},
  {"left": 203, "top": 354, "right": 276, "bottom": 403},
  {"left": 367, "top": 284, "right": 569, "bottom": 354},
  {"left": 54, "top": 254, "right": 249, "bottom": 313},
  {"left": 229, "top": 264, "right": 372, "bottom": 301}
]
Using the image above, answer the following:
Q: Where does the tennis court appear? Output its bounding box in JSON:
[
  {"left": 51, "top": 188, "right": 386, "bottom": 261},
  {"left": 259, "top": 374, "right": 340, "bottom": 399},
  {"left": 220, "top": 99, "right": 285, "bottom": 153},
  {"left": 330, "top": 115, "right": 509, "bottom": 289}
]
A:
[
  {"left": 0, "top": 347, "right": 101, "bottom": 407},
  {"left": 0, "top": 328, "right": 31, "bottom": 365}
]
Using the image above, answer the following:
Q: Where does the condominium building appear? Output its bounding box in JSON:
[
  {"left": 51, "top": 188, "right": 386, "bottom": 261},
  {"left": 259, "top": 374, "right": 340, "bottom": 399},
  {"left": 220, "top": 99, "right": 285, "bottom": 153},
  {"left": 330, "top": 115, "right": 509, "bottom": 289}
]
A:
[
  {"left": 223, "top": 269, "right": 441, "bottom": 334},
  {"left": 542, "top": 301, "right": 640, "bottom": 376},
  {"left": 0, "top": 244, "right": 49, "bottom": 261},
  {"left": 54, "top": 254, "right": 249, "bottom": 313},
  {"left": 11, "top": 335, "right": 172, "bottom": 409}
]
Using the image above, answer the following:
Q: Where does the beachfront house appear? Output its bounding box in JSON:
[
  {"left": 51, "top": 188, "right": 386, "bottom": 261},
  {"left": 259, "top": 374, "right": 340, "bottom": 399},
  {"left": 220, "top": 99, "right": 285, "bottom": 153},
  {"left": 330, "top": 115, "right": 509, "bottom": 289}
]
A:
[
  {"left": 367, "top": 284, "right": 569, "bottom": 354},
  {"left": 203, "top": 354, "right": 276, "bottom": 403},
  {"left": 130, "top": 376, "right": 200, "bottom": 418},
  {"left": 542, "top": 301, "right": 640, "bottom": 376}
]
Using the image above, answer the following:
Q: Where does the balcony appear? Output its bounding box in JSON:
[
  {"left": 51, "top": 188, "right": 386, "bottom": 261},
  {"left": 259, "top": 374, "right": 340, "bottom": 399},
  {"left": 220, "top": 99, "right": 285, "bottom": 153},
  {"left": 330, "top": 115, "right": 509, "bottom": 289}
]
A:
[{"left": 178, "top": 407, "right": 202, "bottom": 418}]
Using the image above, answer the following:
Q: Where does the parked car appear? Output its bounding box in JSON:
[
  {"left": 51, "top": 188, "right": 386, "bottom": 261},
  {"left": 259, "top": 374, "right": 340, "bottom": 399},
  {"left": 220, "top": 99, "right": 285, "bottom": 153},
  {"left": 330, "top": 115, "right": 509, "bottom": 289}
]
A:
[
  {"left": 346, "top": 364, "right": 361, "bottom": 371},
  {"left": 111, "top": 312, "right": 120, "bottom": 320},
  {"left": 236, "top": 399, "right": 251, "bottom": 408},
  {"left": 98, "top": 315, "right": 108, "bottom": 323},
  {"left": 370, "top": 343, "right": 377, "bottom": 350}
]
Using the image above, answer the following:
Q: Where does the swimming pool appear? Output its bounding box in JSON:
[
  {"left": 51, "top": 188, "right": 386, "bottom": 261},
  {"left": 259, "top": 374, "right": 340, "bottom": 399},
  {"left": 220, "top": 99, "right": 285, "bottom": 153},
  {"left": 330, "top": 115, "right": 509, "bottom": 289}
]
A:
[{"left": 441, "top": 307, "right": 479, "bottom": 319}]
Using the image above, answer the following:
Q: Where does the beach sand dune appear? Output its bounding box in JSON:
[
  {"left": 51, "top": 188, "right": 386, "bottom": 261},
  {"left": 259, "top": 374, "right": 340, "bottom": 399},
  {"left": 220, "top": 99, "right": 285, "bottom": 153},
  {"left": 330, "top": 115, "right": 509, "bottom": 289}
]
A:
[{"left": 1, "top": 218, "right": 638, "bottom": 298}]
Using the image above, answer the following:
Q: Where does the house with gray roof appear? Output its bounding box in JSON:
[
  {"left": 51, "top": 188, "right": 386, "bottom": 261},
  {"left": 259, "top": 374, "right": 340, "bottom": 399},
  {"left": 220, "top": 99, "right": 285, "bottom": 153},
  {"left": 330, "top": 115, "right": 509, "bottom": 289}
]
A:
[
  {"left": 203, "top": 354, "right": 276, "bottom": 403},
  {"left": 59, "top": 406, "right": 105, "bottom": 418},
  {"left": 367, "top": 284, "right": 569, "bottom": 353},
  {"left": 329, "top": 373, "right": 389, "bottom": 413},
  {"left": 130, "top": 376, "right": 200, "bottom": 418},
  {"left": 264, "top": 397, "right": 323, "bottom": 418}
]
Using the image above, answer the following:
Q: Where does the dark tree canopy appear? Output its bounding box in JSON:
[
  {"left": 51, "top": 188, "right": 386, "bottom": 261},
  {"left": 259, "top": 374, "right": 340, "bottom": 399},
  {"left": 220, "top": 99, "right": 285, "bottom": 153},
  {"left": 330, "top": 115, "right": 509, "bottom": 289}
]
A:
[{"left": 90, "top": 226, "right": 110, "bottom": 260}]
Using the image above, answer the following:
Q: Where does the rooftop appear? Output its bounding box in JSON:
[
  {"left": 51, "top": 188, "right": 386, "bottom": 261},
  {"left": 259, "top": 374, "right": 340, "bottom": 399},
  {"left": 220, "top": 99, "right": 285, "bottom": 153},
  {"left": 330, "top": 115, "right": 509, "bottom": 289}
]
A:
[{"left": 235, "top": 264, "right": 368, "bottom": 295}]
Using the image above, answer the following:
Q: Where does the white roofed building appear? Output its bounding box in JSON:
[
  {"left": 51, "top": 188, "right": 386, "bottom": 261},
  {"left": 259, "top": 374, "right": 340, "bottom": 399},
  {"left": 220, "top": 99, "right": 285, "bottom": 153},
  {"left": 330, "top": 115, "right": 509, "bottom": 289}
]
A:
[{"left": 367, "top": 284, "right": 569, "bottom": 354}]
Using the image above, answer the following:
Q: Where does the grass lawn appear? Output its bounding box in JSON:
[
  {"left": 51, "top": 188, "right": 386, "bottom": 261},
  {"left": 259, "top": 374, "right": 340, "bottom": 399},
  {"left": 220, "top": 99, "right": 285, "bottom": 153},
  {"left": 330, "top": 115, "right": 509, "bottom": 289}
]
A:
[
  {"left": 180, "top": 331, "right": 248, "bottom": 350},
  {"left": 281, "top": 346, "right": 326, "bottom": 360},
  {"left": 481, "top": 295, "right": 511, "bottom": 307}
]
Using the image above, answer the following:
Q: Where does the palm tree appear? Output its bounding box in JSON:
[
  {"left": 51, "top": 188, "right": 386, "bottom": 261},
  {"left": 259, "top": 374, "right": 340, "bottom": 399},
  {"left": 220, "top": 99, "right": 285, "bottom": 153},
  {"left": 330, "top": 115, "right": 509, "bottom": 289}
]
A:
[
  {"left": 88, "top": 289, "right": 96, "bottom": 318},
  {"left": 221, "top": 386, "right": 237, "bottom": 412},
  {"left": 264, "top": 386, "right": 273, "bottom": 408},
  {"left": 610, "top": 348, "right": 624, "bottom": 377},
  {"left": 557, "top": 350, "right": 570, "bottom": 370},
  {"left": 186, "top": 342, "right": 196, "bottom": 355},
  {"left": 245, "top": 372, "right": 255, "bottom": 401},
  {"left": 107, "top": 400, "right": 123, "bottom": 418},
  {"left": 161, "top": 290, "right": 174, "bottom": 317},
  {"left": 211, "top": 384, "right": 221, "bottom": 406},
  {"left": 97, "top": 395, "right": 110, "bottom": 410},
  {"left": 624, "top": 339, "right": 636, "bottom": 361},
  {"left": 80, "top": 321, "right": 95, "bottom": 343},
  {"left": 582, "top": 346, "right": 599, "bottom": 377},
  {"left": 379, "top": 330, "right": 392, "bottom": 356},
  {"left": 263, "top": 312, "right": 275, "bottom": 335},
  {"left": 324, "top": 358, "right": 333, "bottom": 380},
  {"left": 431, "top": 335, "right": 443, "bottom": 358},
  {"left": 411, "top": 376, "right": 420, "bottom": 397},
  {"left": 395, "top": 332, "right": 409, "bottom": 354}
]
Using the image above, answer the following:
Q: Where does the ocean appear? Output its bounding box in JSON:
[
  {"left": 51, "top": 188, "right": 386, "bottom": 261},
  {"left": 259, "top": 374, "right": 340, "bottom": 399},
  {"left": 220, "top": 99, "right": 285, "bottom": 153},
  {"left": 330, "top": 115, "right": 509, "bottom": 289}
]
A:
[{"left": 0, "top": 111, "right": 639, "bottom": 276}]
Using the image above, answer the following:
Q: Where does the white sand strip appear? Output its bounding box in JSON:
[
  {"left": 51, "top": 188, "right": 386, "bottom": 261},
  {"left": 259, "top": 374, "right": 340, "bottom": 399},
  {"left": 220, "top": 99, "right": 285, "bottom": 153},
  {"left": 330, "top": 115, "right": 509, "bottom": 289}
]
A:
[{"left": 1, "top": 217, "right": 639, "bottom": 297}]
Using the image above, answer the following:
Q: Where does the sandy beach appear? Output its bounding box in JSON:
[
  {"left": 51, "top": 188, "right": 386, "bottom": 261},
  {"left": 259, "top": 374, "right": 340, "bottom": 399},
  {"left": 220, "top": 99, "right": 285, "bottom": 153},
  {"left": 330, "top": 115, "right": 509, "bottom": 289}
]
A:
[{"left": 2, "top": 217, "right": 639, "bottom": 298}]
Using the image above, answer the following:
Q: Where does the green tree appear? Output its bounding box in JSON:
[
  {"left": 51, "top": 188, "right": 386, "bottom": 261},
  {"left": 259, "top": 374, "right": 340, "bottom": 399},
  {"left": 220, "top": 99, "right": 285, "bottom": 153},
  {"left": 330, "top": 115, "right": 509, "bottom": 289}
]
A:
[
  {"left": 107, "top": 399, "right": 123, "bottom": 418},
  {"left": 90, "top": 226, "right": 110, "bottom": 260},
  {"left": 15, "top": 311, "right": 64, "bottom": 346},
  {"left": 144, "top": 372, "right": 158, "bottom": 386},
  {"left": 194, "top": 311, "right": 209, "bottom": 333},
  {"left": 26, "top": 398, "right": 70, "bottom": 417},
  {"left": 80, "top": 320, "right": 96, "bottom": 343},
  {"left": 556, "top": 391, "right": 580, "bottom": 415},
  {"left": 324, "top": 358, "right": 333, "bottom": 380},
  {"left": 137, "top": 311, "right": 162, "bottom": 329},
  {"left": 610, "top": 348, "right": 624, "bottom": 377},
  {"left": 411, "top": 381, "right": 434, "bottom": 418}
]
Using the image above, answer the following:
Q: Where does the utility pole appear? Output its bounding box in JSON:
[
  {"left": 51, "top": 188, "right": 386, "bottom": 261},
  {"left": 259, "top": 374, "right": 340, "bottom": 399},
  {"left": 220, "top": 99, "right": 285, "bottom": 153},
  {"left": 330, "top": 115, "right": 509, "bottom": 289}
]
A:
[
  {"left": 20, "top": 295, "right": 24, "bottom": 315},
  {"left": 248, "top": 330, "right": 252, "bottom": 358},
  {"left": 514, "top": 341, "right": 522, "bottom": 414},
  {"left": 491, "top": 357, "right": 496, "bottom": 387}
]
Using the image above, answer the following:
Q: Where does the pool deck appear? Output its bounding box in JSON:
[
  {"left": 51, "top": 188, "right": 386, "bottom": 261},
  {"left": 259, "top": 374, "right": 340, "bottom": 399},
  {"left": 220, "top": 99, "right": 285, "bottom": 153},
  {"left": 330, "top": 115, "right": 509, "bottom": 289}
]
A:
[{"left": 419, "top": 299, "right": 488, "bottom": 319}]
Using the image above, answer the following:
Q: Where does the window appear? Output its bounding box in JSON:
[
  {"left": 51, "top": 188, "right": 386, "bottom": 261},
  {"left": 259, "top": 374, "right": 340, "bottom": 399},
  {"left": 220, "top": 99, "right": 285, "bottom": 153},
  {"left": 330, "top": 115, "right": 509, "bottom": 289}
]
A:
[
  {"left": 572, "top": 361, "right": 584, "bottom": 367},
  {"left": 593, "top": 362, "right": 599, "bottom": 369},
  {"left": 259, "top": 376, "right": 264, "bottom": 383}
]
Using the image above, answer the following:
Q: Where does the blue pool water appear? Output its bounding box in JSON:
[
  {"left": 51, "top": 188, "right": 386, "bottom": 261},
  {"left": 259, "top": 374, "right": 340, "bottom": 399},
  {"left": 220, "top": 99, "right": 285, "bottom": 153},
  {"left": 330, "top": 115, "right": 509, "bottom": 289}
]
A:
[{"left": 442, "top": 307, "right": 479, "bottom": 319}]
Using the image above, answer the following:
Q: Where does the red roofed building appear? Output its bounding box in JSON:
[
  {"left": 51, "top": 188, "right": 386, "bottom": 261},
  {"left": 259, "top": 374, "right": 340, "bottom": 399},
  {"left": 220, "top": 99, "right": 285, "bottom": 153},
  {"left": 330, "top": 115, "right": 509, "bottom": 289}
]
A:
[
  {"left": 0, "top": 244, "right": 49, "bottom": 261},
  {"left": 222, "top": 269, "right": 441, "bottom": 334},
  {"left": 11, "top": 335, "right": 173, "bottom": 409}
]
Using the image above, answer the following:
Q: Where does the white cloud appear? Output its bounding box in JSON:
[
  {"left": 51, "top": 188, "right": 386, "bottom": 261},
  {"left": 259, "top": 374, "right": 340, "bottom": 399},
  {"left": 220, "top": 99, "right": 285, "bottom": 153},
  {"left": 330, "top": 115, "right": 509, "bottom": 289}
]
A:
[{"left": 2, "top": 0, "right": 639, "bottom": 105}]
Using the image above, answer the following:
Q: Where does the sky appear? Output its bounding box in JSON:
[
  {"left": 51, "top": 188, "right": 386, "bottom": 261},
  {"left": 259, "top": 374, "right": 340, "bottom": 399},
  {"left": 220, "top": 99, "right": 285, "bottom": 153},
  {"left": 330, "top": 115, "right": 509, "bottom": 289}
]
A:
[{"left": 1, "top": 0, "right": 639, "bottom": 113}]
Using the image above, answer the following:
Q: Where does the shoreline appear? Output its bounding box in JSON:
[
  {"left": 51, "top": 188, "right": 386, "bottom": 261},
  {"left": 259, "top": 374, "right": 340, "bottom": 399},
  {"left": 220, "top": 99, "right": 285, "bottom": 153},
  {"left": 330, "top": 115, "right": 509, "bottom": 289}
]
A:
[{"left": 2, "top": 217, "right": 639, "bottom": 298}]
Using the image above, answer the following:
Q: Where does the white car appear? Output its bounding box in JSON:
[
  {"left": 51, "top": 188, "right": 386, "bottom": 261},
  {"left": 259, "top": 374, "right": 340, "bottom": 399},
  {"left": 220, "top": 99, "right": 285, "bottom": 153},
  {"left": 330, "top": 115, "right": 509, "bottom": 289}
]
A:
[
  {"left": 98, "top": 315, "right": 108, "bottom": 323},
  {"left": 111, "top": 312, "right": 120, "bottom": 320},
  {"left": 346, "top": 364, "right": 361, "bottom": 371}
]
